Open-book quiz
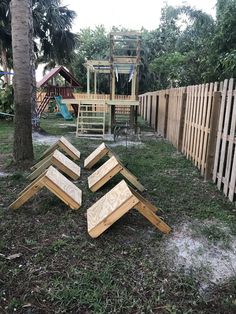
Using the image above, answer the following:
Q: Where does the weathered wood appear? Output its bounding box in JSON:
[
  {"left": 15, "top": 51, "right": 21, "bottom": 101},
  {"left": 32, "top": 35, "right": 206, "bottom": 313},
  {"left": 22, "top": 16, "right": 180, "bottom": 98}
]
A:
[
  {"left": 88, "top": 155, "right": 145, "bottom": 192},
  {"left": 87, "top": 180, "right": 171, "bottom": 238},
  {"left": 39, "top": 136, "right": 81, "bottom": 161},
  {"left": 28, "top": 149, "right": 81, "bottom": 181},
  {"left": 9, "top": 166, "right": 82, "bottom": 210},
  {"left": 205, "top": 91, "right": 221, "bottom": 180},
  {"left": 84, "top": 143, "right": 110, "bottom": 169}
]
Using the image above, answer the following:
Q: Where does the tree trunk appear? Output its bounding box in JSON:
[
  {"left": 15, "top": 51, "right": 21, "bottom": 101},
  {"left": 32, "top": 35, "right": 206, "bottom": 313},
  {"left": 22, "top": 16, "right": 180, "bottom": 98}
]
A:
[
  {"left": 1, "top": 48, "right": 9, "bottom": 86},
  {"left": 11, "top": 0, "right": 34, "bottom": 164}
]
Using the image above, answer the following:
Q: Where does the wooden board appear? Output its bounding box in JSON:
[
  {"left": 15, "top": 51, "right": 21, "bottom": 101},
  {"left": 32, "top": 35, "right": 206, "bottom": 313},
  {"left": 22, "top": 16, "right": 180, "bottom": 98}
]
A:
[
  {"left": 88, "top": 155, "right": 145, "bottom": 192},
  {"left": 9, "top": 166, "right": 82, "bottom": 210},
  {"left": 84, "top": 143, "right": 109, "bottom": 169},
  {"left": 39, "top": 136, "right": 81, "bottom": 161},
  {"left": 88, "top": 156, "right": 123, "bottom": 192},
  {"left": 87, "top": 180, "right": 171, "bottom": 238},
  {"left": 28, "top": 149, "right": 81, "bottom": 181}
]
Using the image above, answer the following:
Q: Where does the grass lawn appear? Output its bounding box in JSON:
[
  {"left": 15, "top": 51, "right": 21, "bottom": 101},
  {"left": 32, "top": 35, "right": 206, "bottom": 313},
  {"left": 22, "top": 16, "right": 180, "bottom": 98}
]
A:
[{"left": 0, "top": 115, "right": 236, "bottom": 313}]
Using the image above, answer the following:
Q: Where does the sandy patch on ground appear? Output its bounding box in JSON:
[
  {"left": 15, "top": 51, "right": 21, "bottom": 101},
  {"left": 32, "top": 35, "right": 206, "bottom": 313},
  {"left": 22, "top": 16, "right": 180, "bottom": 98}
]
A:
[
  {"left": 32, "top": 132, "right": 60, "bottom": 145},
  {"left": 165, "top": 221, "right": 236, "bottom": 290}
]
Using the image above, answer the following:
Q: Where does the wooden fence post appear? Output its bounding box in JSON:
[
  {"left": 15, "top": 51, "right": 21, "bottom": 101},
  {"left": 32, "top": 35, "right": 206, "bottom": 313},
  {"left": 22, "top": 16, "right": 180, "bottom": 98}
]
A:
[
  {"left": 164, "top": 92, "right": 169, "bottom": 138},
  {"left": 205, "top": 91, "right": 221, "bottom": 181},
  {"left": 177, "top": 92, "right": 187, "bottom": 152}
]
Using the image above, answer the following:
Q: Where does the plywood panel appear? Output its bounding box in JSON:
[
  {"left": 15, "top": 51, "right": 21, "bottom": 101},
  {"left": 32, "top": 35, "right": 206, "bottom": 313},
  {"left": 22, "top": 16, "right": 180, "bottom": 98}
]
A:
[
  {"left": 84, "top": 143, "right": 109, "bottom": 169},
  {"left": 88, "top": 156, "right": 123, "bottom": 192},
  {"left": 29, "top": 149, "right": 81, "bottom": 181}
]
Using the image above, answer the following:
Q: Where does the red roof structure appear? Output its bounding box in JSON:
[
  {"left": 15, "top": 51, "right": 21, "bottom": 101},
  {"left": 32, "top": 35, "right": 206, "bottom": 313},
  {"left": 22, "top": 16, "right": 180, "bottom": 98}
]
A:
[{"left": 37, "top": 66, "right": 80, "bottom": 88}]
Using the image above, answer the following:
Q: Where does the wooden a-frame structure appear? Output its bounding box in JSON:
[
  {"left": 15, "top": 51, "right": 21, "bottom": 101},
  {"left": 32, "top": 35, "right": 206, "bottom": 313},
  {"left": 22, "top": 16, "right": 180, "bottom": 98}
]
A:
[{"left": 87, "top": 180, "right": 171, "bottom": 238}]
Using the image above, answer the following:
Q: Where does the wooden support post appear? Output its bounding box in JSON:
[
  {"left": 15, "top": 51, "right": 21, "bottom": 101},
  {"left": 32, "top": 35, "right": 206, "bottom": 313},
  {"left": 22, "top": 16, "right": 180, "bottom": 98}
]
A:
[
  {"left": 94, "top": 72, "right": 97, "bottom": 94},
  {"left": 164, "top": 93, "right": 169, "bottom": 138},
  {"left": 87, "top": 67, "right": 90, "bottom": 95},
  {"left": 205, "top": 91, "right": 221, "bottom": 181},
  {"left": 177, "top": 92, "right": 187, "bottom": 152}
]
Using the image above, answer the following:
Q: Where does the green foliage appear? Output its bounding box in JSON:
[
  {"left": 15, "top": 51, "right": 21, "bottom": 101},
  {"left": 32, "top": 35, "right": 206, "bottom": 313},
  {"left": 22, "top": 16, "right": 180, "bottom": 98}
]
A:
[{"left": 0, "top": 85, "right": 14, "bottom": 114}]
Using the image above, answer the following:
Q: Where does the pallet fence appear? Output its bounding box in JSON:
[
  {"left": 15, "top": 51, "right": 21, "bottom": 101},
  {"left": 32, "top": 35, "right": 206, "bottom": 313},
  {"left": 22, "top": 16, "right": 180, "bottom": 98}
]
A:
[{"left": 139, "top": 78, "right": 236, "bottom": 202}]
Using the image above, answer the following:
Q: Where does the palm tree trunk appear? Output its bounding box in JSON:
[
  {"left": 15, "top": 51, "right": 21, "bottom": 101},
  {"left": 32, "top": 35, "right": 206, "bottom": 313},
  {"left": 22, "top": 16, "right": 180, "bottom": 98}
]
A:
[{"left": 11, "top": 0, "right": 34, "bottom": 164}]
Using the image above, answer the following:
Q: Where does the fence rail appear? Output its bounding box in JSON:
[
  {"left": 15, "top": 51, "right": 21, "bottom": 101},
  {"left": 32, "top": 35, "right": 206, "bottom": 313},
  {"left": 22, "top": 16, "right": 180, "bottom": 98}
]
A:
[{"left": 139, "top": 79, "right": 236, "bottom": 202}]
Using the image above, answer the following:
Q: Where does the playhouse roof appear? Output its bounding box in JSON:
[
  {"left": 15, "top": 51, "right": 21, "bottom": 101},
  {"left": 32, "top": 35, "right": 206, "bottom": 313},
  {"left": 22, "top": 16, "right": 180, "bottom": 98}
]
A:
[{"left": 37, "top": 66, "right": 80, "bottom": 88}]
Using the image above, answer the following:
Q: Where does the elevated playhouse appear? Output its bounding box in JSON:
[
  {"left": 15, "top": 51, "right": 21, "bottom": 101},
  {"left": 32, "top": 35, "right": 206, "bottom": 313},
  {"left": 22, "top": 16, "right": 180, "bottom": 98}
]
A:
[
  {"left": 37, "top": 66, "right": 80, "bottom": 119},
  {"left": 36, "top": 31, "right": 142, "bottom": 136}
]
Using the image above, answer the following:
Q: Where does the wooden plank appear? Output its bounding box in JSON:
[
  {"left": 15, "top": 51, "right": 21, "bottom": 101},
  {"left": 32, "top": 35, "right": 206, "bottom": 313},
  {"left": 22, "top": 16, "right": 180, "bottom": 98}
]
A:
[
  {"left": 9, "top": 178, "right": 44, "bottom": 210},
  {"left": 84, "top": 143, "right": 110, "bottom": 169},
  {"left": 177, "top": 92, "right": 187, "bottom": 151},
  {"left": 30, "top": 153, "right": 52, "bottom": 171},
  {"left": 197, "top": 84, "right": 209, "bottom": 168},
  {"left": 28, "top": 156, "right": 52, "bottom": 181},
  {"left": 120, "top": 167, "right": 145, "bottom": 192},
  {"left": 195, "top": 84, "right": 205, "bottom": 168},
  {"left": 213, "top": 80, "right": 229, "bottom": 182},
  {"left": 223, "top": 82, "right": 236, "bottom": 196},
  {"left": 201, "top": 82, "right": 214, "bottom": 175},
  {"left": 205, "top": 91, "right": 221, "bottom": 180},
  {"left": 135, "top": 202, "right": 171, "bottom": 234},
  {"left": 59, "top": 137, "right": 81, "bottom": 160},
  {"left": 88, "top": 154, "right": 145, "bottom": 192},
  {"left": 217, "top": 79, "right": 234, "bottom": 189},
  {"left": 88, "top": 156, "right": 123, "bottom": 192},
  {"left": 229, "top": 148, "right": 236, "bottom": 201}
]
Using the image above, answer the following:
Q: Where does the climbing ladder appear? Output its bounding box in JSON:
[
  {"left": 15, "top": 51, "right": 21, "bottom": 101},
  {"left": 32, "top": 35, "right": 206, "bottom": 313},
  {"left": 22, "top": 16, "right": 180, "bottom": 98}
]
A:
[
  {"left": 37, "top": 95, "right": 52, "bottom": 116},
  {"left": 76, "top": 99, "right": 106, "bottom": 138}
]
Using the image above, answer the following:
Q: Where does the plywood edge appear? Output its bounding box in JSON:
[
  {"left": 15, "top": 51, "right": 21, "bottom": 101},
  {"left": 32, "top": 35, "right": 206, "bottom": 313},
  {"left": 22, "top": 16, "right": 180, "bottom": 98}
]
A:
[
  {"left": 30, "top": 153, "right": 53, "bottom": 171},
  {"left": 27, "top": 156, "right": 52, "bottom": 181},
  {"left": 9, "top": 177, "right": 45, "bottom": 210},
  {"left": 120, "top": 167, "right": 145, "bottom": 192},
  {"left": 39, "top": 142, "right": 59, "bottom": 160},
  {"left": 59, "top": 137, "right": 81, "bottom": 160},
  {"left": 52, "top": 149, "right": 81, "bottom": 180},
  {"left": 87, "top": 156, "right": 120, "bottom": 189}
]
